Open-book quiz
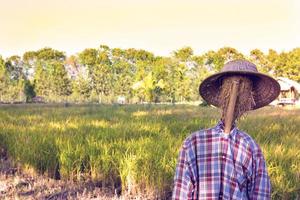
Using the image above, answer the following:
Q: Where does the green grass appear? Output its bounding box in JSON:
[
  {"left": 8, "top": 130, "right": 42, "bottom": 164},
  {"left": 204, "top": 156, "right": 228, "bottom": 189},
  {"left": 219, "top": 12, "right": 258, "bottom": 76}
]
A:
[{"left": 0, "top": 104, "right": 299, "bottom": 199}]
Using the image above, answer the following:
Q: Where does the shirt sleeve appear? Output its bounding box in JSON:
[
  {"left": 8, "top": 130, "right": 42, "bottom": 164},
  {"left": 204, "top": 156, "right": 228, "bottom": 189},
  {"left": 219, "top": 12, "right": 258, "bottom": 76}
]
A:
[
  {"left": 248, "top": 150, "right": 271, "bottom": 200},
  {"left": 172, "top": 145, "right": 195, "bottom": 200}
]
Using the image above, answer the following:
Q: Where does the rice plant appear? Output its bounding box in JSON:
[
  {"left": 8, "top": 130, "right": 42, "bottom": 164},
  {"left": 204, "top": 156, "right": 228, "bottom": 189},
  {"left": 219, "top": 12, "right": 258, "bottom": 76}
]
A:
[{"left": 0, "top": 104, "right": 299, "bottom": 198}]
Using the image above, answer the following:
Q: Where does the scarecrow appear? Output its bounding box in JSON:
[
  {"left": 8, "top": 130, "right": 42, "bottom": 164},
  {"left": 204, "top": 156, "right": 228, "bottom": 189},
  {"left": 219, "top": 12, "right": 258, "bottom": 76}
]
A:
[{"left": 172, "top": 60, "right": 280, "bottom": 199}]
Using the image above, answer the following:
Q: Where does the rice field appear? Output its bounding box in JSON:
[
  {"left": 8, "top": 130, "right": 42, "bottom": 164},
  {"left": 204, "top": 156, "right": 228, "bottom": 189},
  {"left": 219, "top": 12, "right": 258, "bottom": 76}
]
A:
[{"left": 0, "top": 104, "right": 299, "bottom": 199}]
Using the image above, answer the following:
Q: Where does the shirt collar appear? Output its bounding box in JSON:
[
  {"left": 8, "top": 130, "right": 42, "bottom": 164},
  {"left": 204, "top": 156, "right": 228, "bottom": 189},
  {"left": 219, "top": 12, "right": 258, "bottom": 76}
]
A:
[{"left": 215, "top": 119, "right": 238, "bottom": 138}]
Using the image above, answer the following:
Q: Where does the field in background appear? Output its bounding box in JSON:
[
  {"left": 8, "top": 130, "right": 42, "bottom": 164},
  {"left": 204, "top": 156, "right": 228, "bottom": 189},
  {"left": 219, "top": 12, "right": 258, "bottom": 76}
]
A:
[{"left": 0, "top": 104, "right": 299, "bottom": 199}]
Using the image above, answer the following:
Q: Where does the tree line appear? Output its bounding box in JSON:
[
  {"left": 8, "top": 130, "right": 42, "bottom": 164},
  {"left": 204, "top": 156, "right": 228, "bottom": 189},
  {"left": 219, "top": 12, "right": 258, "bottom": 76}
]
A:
[{"left": 0, "top": 46, "right": 299, "bottom": 104}]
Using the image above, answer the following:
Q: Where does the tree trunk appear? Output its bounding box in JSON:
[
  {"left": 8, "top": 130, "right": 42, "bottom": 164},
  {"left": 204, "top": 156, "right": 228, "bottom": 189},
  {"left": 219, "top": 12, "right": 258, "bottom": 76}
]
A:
[{"left": 98, "top": 92, "right": 103, "bottom": 104}]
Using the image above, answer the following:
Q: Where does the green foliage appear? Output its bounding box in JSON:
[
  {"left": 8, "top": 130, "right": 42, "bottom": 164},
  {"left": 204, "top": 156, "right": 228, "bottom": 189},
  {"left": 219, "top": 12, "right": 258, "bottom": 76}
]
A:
[
  {"left": 1, "top": 45, "right": 300, "bottom": 103},
  {"left": 204, "top": 47, "right": 244, "bottom": 72},
  {"left": 112, "top": 59, "right": 133, "bottom": 97},
  {"left": 33, "top": 61, "right": 72, "bottom": 101},
  {"left": 249, "top": 48, "right": 300, "bottom": 82},
  {"left": 33, "top": 62, "right": 50, "bottom": 97},
  {"left": 50, "top": 61, "right": 72, "bottom": 98},
  {"left": 35, "top": 47, "right": 65, "bottom": 61},
  {"left": 0, "top": 55, "right": 27, "bottom": 102},
  {"left": 23, "top": 51, "right": 37, "bottom": 63},
  {"left": 78, "top": 48, "right": 98, "bottom": 67},
  {"left": 173, "top": 46, "right": 193, "bottom": 62},
  {"left": 21, "top": 48, "right": 70, "bottom": 102},
  {"left": 5, "top": 55, "right": 23, "bottom": 80},
  {"left": 271, "top": 48, "right": 300, "bottom": 82},
  {"left": 124, "top": 48, "right": 154, "bottom": 63},
  {"left": 92, "top": 64, "right": 113, "bottom": 103},
  {"left": 71, "top": 75, "right": 91, "bottom": 102},
  {"left": 0, "top": 56, "right": 8, "bottom": 101},
  {"left": 97, "top": 50, "right": 111, "bottom": 66},
  {"left": 249, "top": 49, "right": 272, "bottom": 73},
  {"left": 24, "top": 80, "right": 36, "bottom": 102}
]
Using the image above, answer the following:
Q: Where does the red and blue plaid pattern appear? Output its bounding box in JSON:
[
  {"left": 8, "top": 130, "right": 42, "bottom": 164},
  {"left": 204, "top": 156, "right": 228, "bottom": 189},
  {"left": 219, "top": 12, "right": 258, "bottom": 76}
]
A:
[{"left": 172, "top": 121, "right": 271, "bottom": 199}]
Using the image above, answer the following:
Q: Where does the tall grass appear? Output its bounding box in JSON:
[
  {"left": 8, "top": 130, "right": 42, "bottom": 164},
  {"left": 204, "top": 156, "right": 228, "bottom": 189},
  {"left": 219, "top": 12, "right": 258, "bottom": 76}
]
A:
[{"left": 0, "top": 104, "right": 299, "bottom": 199}]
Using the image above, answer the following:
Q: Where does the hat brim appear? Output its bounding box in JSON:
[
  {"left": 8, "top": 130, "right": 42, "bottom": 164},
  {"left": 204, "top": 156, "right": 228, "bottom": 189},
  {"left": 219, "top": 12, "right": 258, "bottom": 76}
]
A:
[{"left": 199, "top": 71, "right": 281, "bottom": 110}]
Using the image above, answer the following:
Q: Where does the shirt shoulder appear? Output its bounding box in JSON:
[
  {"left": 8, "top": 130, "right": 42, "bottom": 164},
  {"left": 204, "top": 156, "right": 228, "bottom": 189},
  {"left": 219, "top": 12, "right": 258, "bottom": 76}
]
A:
[
  {"left": 235, "top": 129, "right": 263, "bottom": 155},
  {"left": 181, "top": 127, "right": 216, "bottom": 150}
]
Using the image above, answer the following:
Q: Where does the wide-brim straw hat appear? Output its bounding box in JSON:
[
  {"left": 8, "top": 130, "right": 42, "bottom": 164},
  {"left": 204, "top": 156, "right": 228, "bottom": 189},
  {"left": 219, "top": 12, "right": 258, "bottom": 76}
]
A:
[{"left": 199, "top": 59, "right": 280, "bottom": 110}]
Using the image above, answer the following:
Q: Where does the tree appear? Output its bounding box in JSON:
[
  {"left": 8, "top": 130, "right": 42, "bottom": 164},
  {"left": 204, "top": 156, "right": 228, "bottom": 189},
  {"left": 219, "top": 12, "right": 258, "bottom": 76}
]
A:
[
  {"left": 78, "top": 48, "right": 98, "bottom": 68},
  {"left": 203, "top": 50, "right": 223, "bottom": 72},
  {"left": 151, "top": 58, "right": 168, "bottom": 102},
  {"left": 0, "top": 56, "right": 26, "bottom": 102},
  {"left": 173, "top": 47, "right": 193, "bottom": 62},
  {"left": 0, "top": 56, "right": 9, "bottom": 102},
  {"left": 285, "top": 48, "right": 300, "bottom": 82},
  {"left": 97, "top": 49, "right": 111, "bottom": 66},
  {"left": 268, "top": 48, "right": 300, "bottom": 82},
  {"left": 112, "top": 48, "right": 125, "bottom": 59},
  {"left": 217, "top": 47, "right": 244, "bottom": 62},
  {"left": 249, "top": 49, "right": 272, "bottom": 74},
  {"left": 124, "top": 48, "right": 154, "bottom": 64},
  {"left": 146, "top": 58, "right": 175, "bottom": 103},
  {"left": 23, "top": 51, "right": 37, "bottom": 80},
  {"left": 112, "top": 59, "right": 133, "bottom": 97},
  {"left": 50, "top": 61, "right": 72, "bottom": 100},
  {"left": 188, "top": 55, "right": 211, "bottom": 101},
  {"left": 204, "top": 47, "right": 244, "bottom": 72},
  {"left": 132, "top": 60, "right": 152, "bottom": 102},
  {"left": 99, "top": 44, "right": 110, "bottom": 52},
  {"left": 24, "top": 80, "right": 36, "bottom": 102},
  {"left": 5, "top": 55, "right": 24, "bottom": 81},
  {"left": 24, "top": 48, "right": 68, "bottom": 101},
  {"left": 34, "top": 62, "right": 50, "bottom": 98},
  {"left": 131, "top": 58, "right": 166, "bottom": 103},
  {"left": 36, "top": 48, "right": 65, "bottom": 62},
  {"left": 3, "top": 45, "right": 300, "bottom": 104},
  {"left": 92, "top": 64, "right": 113, "bottom": 103},
  {"left": 71, "top": 75, "right": 91, "bottom": 102}
]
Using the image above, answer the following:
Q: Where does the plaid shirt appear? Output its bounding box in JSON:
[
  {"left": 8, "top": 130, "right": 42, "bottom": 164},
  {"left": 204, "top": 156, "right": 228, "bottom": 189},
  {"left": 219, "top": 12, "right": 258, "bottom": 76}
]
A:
[{"left": 172, "top": 121, "right": 271, "bottom": 200}]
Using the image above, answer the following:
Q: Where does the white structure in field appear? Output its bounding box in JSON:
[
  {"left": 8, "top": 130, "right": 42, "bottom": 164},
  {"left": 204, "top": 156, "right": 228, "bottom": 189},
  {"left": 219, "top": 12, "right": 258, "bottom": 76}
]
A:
[
  {"left": 117, "top": 96, "right": 126, "bottom": 104},
  {"left": 276, "top": 77, "right": 300, "bottom": 105}
]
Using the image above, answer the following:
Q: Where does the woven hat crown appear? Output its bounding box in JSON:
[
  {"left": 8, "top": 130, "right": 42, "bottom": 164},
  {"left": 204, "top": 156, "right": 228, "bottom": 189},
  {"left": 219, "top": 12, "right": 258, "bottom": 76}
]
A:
[
  {"left": 199, "top": 59, "right": 281, "bottom": 110},
  {"left": 221, "top": 60, "right": 258, "bottom": 73}
]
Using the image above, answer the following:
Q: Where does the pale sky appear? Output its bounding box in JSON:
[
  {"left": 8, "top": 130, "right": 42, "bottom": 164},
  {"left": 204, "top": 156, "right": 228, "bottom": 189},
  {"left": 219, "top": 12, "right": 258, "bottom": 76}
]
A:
[{"left": 0, "top": 0, "right": 299, "bottom": 58}]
